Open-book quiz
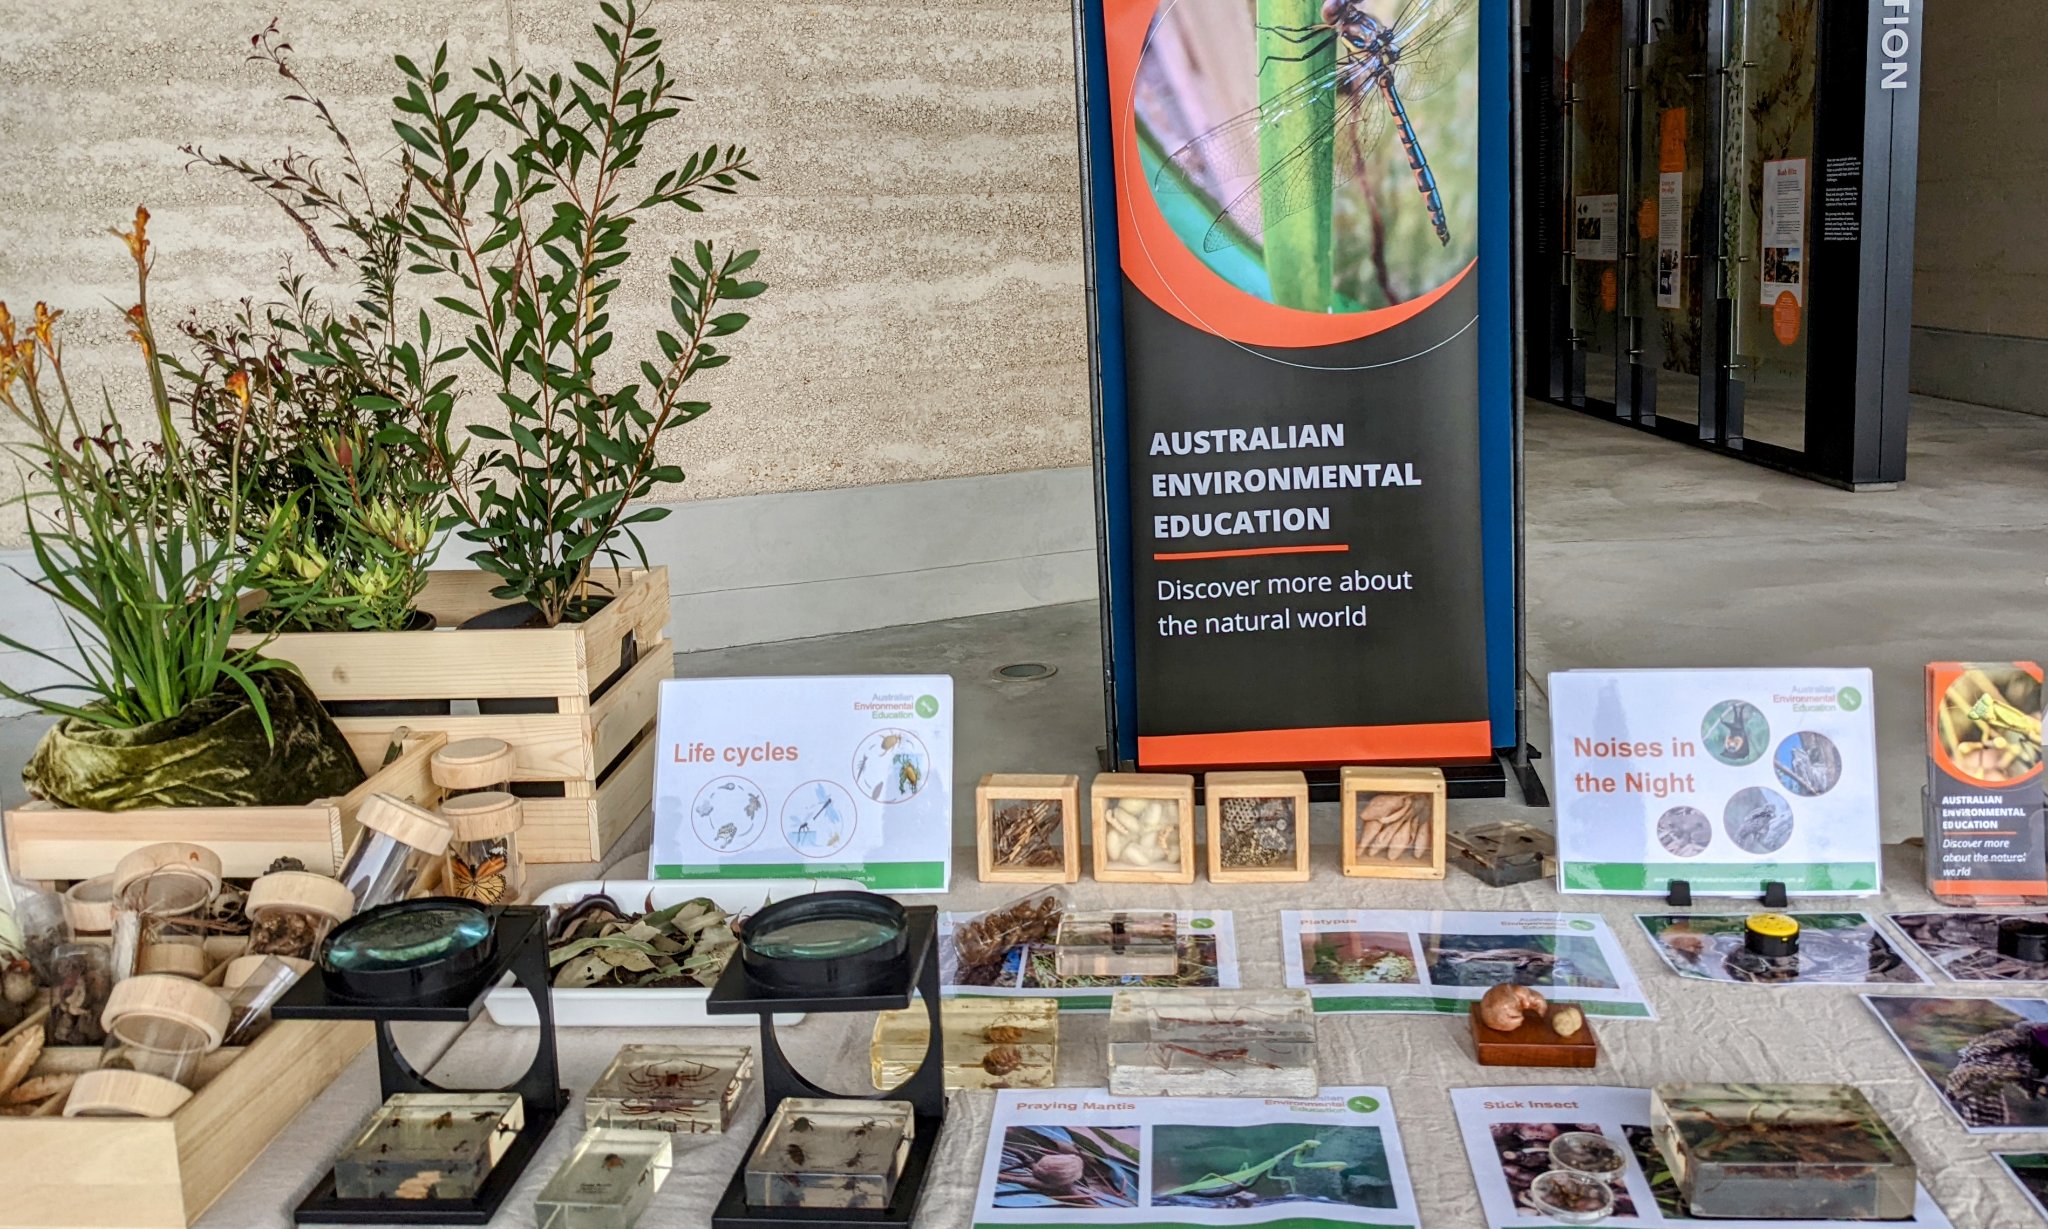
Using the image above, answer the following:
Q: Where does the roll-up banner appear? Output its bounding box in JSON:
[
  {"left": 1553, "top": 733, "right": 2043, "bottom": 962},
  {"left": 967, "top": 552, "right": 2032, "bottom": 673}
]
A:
[{"left": 1074, "top": 0, "right": 1522, "bottom": 779}]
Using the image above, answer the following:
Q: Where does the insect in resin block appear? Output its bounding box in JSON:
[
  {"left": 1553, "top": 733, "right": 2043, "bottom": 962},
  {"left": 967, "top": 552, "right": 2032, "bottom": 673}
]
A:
[
  {"left": 585, "top": 1044, "right": 754, "bottom": 1135},
  {"left": 1091, "top": 772, "right": 1197, "bottom": 884},
  {"left": 976, "top": 774, "right": 1082, "bottom": 884},
  {"left": 535, "top": 1126, "right": 672, "bottom": 1229},
  {"left": 744, "top": 1097, "right": 916, "bottom": 1210},
  {"left": 1650, "top": 1083, "right": 1916, "bottom": 1221},
  {"left": 1447, "top": 820, "right": 1555, "bottom": 887},
  {"left": 333, "top": 1091, "right": 526, "bottom": 1201},
  {"left": 1107, "top": 987, "right": 1318, "bottom": 1097},
  {"left": 870, "top": 996, "right": 1059, "bottom": 1090},
  {"left": 1054, "top": 909, "right": 1179, "bottom": 977},
  {"left": 1340, "top": 765, "right": 1448, "bottom": 879},
  {"left": 1204, "top": 771, "right": 1311, "bottom": 883}
]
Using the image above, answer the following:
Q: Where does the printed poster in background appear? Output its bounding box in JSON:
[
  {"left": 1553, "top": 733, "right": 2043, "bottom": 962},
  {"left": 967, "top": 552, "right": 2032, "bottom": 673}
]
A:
[
  {"left": 1761, "top": 157, "right": 1808, "bottom": 348},
  {"left": 1550, "top": 668, "right": 1880, "bottom": 896},
  {"left": 1865, "top": 995, "right": 2048, "bottom": 1132},
  {"left": 974, "top": 1088, "right": 1421, "bottom": 1226},
  {"left": 1656, "top": 174, "right": 1683, "bottom": 309},
  {"left": 1099, "top": 0, "right": 1495, "bottom": 770},
  {"left": 942, "top": 909, "right": 1240, "bottom": 1012},
  {"left": 1450, "top": 1087, "right": 1955, "bottom": 1229},
  {"left": 1279, "top": 909, "right": 1652, "bottom": 1017},
  {"left": 1575, "top": 194, "right": 1619, "bottom": 262},
  {"left": 648, "top": 676, "right": 952, "bottom": 891}
]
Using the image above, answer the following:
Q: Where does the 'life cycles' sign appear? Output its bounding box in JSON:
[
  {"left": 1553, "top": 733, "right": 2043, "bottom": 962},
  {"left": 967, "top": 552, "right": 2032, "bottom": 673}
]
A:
[
  {"left": 1550, "top": 668, "right": 1880, "bottom": 896},
  {"left": 648, "top": 676, "right": 953, "bottom": 891}
]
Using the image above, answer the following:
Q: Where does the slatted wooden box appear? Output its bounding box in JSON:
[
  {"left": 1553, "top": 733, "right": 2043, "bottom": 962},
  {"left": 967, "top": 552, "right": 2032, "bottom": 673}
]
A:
[
  {"left": 242, "top": 566, "right": 671, "bottom": 863},
  {"left": 0, "top": 1007, "right": 368, "bottom": 1228},
  {"left": 1204, "top": 770, "right": 1312, "bottom": 883},
  {"left": 4, "top": 732, "right": 448, "bottom": 882}
]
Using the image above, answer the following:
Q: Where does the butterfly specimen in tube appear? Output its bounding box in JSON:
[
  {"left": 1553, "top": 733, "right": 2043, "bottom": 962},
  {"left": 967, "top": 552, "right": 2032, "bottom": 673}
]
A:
[{"left": 450, "top": 854, "right": 510, "bottom": 903}]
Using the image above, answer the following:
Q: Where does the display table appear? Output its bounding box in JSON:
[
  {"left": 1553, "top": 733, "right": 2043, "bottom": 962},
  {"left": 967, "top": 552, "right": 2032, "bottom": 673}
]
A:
[{"left": 199, "top": 841, "right": 2030, "bottom": 1227}]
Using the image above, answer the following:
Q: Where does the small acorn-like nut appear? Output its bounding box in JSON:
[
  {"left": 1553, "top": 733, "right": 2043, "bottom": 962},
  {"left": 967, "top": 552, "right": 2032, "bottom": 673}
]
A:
[
  {"left": 1550, "top": 1004, "right": 1585, "bottom": 1037},
  {"left": 1477, "top": 982, "right": 1550, "bottom": 1031}
]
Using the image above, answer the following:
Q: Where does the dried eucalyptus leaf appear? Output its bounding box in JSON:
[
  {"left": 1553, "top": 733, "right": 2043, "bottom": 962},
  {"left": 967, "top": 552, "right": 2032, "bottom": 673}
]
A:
[{"left": 553, "top": 954, "right": 612, "bottom": 988}]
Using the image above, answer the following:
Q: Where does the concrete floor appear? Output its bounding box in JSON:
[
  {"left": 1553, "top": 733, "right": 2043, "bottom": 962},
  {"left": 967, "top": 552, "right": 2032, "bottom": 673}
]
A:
[{"left": 4, "top": 392, "right": 2043, "bottom": 849}]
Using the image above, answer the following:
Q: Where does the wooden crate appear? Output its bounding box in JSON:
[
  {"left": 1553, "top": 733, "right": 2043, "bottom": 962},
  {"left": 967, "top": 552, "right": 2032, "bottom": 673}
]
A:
[
  {"left": 1205, "top": 770, "right": 1312, "bottom": 883},
  {"left": 4, "top": 732, "right": 448, "bottom": 882},
  {"left": 244, "top": 567, "right": 671, "bottom": 863},
  {"left": 976, "top": 773, "right": 1081, "bottom": 884},
  {"left": 0, "top": 1013, "right": 370, "bottom": 1228},
  {"left": 1090, "top": 773, "right": 1197, "bottom": 884},
  {"left": 1339, "top": 765, "right": 1448, "bottom": 880}
]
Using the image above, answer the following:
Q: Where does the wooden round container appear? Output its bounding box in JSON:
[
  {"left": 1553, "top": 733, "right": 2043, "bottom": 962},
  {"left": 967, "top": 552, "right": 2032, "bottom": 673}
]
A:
[
  {"left": 65, "top": 1069, "right": 194, "bottom": 1118},
  {"left": 102, "top": 973, "right": 230, "bottom": 1051},
  {"left": 135, "top": 942, "right": 209, "bottom": 979},
  {"left": 441, "top": 791, "right": 524, "bottom": 842},
  {"left": 62, "top": 874, "right": 117, "bottom": 934},
  {"left": 356, "top": 794, "right": 455, "bottom": 856},
  {"left": 431, "top": 738, "right": 519, "bottom": 792},
  {"left": 112, "top": 842, "right": 224, "bottom": 914},
  {"left": 247, "top": 871, "right": 355, "bottom": 924}
]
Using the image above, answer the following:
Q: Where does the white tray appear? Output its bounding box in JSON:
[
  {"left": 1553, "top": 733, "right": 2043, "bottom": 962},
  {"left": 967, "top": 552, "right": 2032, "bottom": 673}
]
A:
[{"left": 485, "top": 878, "right": 861, "bottom": 1027}]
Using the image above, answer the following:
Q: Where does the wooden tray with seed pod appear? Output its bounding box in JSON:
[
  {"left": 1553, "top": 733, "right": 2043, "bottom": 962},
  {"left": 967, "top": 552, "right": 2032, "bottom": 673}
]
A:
[
  {"left": 1090, "top": 773, "right": 1197, "bottom": 884},
  {"left": 1339, "top": 765, "right": 1448, "bottom": 879},
  {"left": 975, "top": 774, "right": 1082, "bottom": 884},
  {"left": 3, "top": 731, "right": 447, "bottom": 882},
  {"left": 1204, "top": 771, "right": 1311, "bottom": 883}
]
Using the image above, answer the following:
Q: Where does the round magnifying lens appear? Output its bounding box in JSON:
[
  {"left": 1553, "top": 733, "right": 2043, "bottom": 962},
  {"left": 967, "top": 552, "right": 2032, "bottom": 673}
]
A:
[
  {"left": 740, "top": 891, "right": 907, "bottom": 993},
  {"left": 320, "top": 898, "right": 496, "bottom": 1000}
]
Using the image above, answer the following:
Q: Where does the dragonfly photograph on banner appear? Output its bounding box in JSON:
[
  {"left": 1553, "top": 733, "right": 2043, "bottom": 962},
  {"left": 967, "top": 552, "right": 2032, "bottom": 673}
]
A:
[{"left": 1133, "top": 0, "right": 1477, "bottom": 313}]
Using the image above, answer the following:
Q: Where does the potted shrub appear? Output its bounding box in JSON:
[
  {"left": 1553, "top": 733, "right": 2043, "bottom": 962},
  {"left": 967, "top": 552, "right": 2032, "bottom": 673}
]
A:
[{"left": 0, "top": 211, "right": 365, "bottom": 810}]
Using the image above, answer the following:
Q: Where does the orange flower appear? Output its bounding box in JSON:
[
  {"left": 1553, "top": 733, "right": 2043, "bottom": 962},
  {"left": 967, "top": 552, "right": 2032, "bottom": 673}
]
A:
[
  {"left": 111, "top": 205, "right": 151, "bottom": 265},
  {"left": 125, "top": 304, "right": 151, "bottom": 354},
  {"left": 0, "top": 301, "right": 13, "bottom": 348},
  {"left": 225, "top": 369, "right": 250, "bottom": 410},
  {"left": 32, "top": 302, "right": 61, "bottom": 350}
]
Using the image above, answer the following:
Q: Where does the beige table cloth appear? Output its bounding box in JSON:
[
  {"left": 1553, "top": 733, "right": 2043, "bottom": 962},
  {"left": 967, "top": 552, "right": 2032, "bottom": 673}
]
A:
[{"left": 198, "top": 841, "right": 2033, "bottom": 1227}]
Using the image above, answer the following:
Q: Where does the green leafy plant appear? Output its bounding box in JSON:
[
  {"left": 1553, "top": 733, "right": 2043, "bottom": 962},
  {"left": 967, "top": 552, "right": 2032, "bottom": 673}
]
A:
[
  {"left": 392, "top": 0, "right": 764, "bottom": 624},
  {"left": 178, "top": 20, "right": 462, "bottom": 632},
  {"left": 0, "top": 211, "right": 293, "bottom": 734}
]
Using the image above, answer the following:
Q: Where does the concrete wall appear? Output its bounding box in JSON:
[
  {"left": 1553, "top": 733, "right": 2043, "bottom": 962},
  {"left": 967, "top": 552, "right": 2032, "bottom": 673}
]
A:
[
  {"left": 1910, "top": 0, "right": 2048, "bottom": 415},
  {"left": 0, "top": 0, "right": 1094, "bottom": 505}
]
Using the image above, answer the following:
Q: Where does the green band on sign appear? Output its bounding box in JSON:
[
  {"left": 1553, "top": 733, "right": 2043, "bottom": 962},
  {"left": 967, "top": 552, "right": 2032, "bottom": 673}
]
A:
[
  {"left": 1309, "top": 995, "right": 1651, "bottom": 1018},
  {"left": 1560, "top": 861, "right": 1878, "bottom": 892},
  {"left": 654, "top": 861, "right": 947, "bottom": 891}
]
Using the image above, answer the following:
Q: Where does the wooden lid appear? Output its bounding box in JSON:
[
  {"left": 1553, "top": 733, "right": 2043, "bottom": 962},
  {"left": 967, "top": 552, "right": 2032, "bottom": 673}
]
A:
[
  {"left": 103, "top": 974, "right": 230, "bottom": 1050},
  {"left": 112, "top": 843, "right": 224, "bottom": 907},
  {"left": 356, "top": 794, "right": 454, "bottom": 855},
  {"left": 65, "top": 1069, "right": 194, "bottom": 1118},
  {"left": 136, "top": 943, "right": 210, "bottom": 980},
  {"left": 431, "top": 738, "right": 519, "bottom": 791},
  {"left": 63, "top": 874, "right": 118, "bottom": 933},
  {"left": 222, "top": 953, "right": 312, "bottom": 989},
  {"left": 440, "top": 791, "right": 524, "bottom": 841},
  {"left": 246, "top": 871, "right": 355, "bottom": 923}
]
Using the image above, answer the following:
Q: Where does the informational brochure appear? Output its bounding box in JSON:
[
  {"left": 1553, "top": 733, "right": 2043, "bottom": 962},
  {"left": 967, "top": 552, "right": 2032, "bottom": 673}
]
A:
[
  {"left": 1451, "top": 1086, "right": 1954, "bottom": 1228},
  {"left": 943, "top": 908, "right": 1239, "bottom": 1011},
  {"left": 1576, "top": 194, "right": 1620, "bottom": 261},
  {"left": 1279, "top": 909, "right": 1652, "bottom": 1018},
  {"left": 648, "top": 675, "right": 952, "bottom": 890},
  {"left": 1996, "top": 1152, "right": 2048, "bottom": 1219},
  {"left": 1634, "top": 912, "right": 1923, "bottom": 986},
  {"left": 1888, "top": 911, "right": 2048, "bottom": 982},
  {"left": 1865, "top": 995, "right": 2048, "bottom": 1132},
  {"left": 1550, "top": 668, "right": 1881, "bottom": 896},
  {"left": 1656, "top": 173, "right": 1683, "bottom": 308},
  {"left": 974, "top": 1088, "right": 1421, "bottom": 1227},
  {"left": 1760, "top": 158, "right": 1807, "bottom": 308}
]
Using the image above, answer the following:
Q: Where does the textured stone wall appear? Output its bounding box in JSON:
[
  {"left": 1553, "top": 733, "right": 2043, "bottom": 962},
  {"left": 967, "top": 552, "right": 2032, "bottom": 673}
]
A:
[
  {"left": 0, "top": 0, "right": 1093, "bottom": 505},
  {"left": 1915, "top": 0, "right": 2048, "bottom": 340}
]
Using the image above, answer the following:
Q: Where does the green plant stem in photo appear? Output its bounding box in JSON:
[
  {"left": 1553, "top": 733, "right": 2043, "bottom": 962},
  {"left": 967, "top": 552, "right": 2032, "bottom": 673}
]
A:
[{"left": 1256, "top": 0, "right": 1336, "bottom": 311}]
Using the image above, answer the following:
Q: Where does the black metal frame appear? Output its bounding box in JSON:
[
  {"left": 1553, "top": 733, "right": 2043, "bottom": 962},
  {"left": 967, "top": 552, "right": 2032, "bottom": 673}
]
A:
[
  {"left": 705, "top": 906, "right": 944, "bottom": 1229},
  {"left": 273, "top": 906, "right": 566, "bottom": 1226},
  {"left": 1525, "top": 0, "right": 1920, "bottom": 488}
]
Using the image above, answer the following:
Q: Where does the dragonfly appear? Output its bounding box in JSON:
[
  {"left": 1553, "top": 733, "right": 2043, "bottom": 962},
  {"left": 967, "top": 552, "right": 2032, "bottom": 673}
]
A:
[{"left": 1154, "top": 0, "right": 1475, "bottom": 254}]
